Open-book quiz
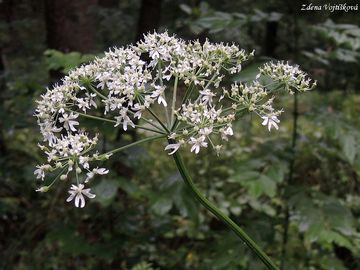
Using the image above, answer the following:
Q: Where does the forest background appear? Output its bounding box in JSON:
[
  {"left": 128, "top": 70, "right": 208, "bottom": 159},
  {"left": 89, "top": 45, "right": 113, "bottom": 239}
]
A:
[{"left": 1, "top": 0, "right": 360, "bottom": 269}]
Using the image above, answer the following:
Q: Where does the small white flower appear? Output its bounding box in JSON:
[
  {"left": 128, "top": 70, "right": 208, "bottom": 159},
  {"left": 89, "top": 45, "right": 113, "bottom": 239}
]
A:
[
  {"left": 85, "top": 172, "right": 94, "bottom": 183},
  {"left": 224, "top": 126, "right": 233, "bottom": 136},
  {"left": 132, "top": 103, "right": 143, "bottom": 119},
  {"left": 221, "top": 126, "right": 234, "bottom": 141},
  {"left": 165, "top": 143, "right": 181, "bottom": 155},
  {"left": 45, "top": 150, "right": 57, "bottom": 162},
  {"left": 85, "top": 167, "right": 109, "bottom": 182},
  {"left": 79, "top": 156, "right": 90, "bottom": 169},
  {"left": 93, "top": 168, "right": 109, "bottom": 175},
  {"left": 34, "top": 165, "right": 48, "bottom": 180},
  {"left": 189, "top": 136, "right": 208, "bottom": 154},
  {"left": 199, "top": 127, "right": 213, "bottom": 136},
  {"left": 59, "top": 112, "right": 79, "bottom": 132},
  {"left": 157, "top": 95, "right": 167, "bottom": 107},
  {"left": 199, "top": 89, "right": 216, "bottom": 104},
  {"left": 150, "top": 85, "right": 167, "bottom": 107},
  {"left": 40, "top": 123, "right": 62, "bottom": 146},
  {"left": 114, "top": 114, "right": 135, "bottom": 131},
  {"left": 66, "top": 184, "right": 96, "bottom": 208},
  {"left": 261, "top": 115, "right": 280, "bottom": 131}
]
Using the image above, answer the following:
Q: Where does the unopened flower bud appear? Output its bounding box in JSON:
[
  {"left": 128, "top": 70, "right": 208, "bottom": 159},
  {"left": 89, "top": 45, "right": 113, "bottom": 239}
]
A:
[{"left": 36, "top": 186, "right": 49, "bottom": 193}]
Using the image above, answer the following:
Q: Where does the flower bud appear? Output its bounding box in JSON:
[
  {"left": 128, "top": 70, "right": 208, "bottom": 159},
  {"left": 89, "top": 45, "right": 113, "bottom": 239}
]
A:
[{"left": 36, "top": 186, "right": 49, "bottom": 193}]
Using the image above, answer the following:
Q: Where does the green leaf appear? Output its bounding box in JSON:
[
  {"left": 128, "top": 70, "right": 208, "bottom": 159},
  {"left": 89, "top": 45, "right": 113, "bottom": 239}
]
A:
[
  {"left": 44, "top": 49, "right": 95, "bottom": 74},
  {"left": 304, "top": 222, "right": 323, "bottom": 243},
  {"left": 174, "top": 185, "right": 200, "bottom": 224},
  {"left": 151, "top": 196, "right": 173, "bottom": 215},
  {"left": 179, "top": 4, "right": 192, "bottom": 15},
  {"left": 232, "top": 60, "right": 271, "bottom": 82},
  {"left": 228, "top": 171, "right": 260, "bottom": 183},
  {"left": 266, "top": 163, "right": 287, "bottom": 183},
  {"left": 319, "top": 230, "right": 354, "bottom": 250},
  {"left": 315, "top": 255, "right": 347, "bottom": 270},
  {"left": 258, "top": 175, "right": 277, "bottom": 198},
  {"left": 341, "top": 134, "right": 357, "bottom": 164},
  {"left": 118, "top": 177, "right": 142, "bottom": 198},
  {"left": 93, "top": 179, "right": 120, "bottom": 207}
]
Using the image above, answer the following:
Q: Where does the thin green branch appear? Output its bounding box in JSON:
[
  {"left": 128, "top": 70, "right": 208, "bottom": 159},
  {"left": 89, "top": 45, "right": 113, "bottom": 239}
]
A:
[
  {"left": 135, "top": 125, "right": 167, "bottom": 135},
  {"left": 170, "top": 74, "right": 179, "bottom": 127},
  {"left": 170, "top": 139, "right": 279, "bottom": 270},
  {"left": 88, "top": 84, "right": 107, "bottom": 100},
  {"left": 67, "top": 109, "right": 116, "bottom": 124},
  {"left": 146, "top": 107, "right": 170, "bottom": 134},
  {"left": 105, "top": 134, "right": 164, "bottom": 156},
  {"left": 48, "top": 165, "right": 68, "bottom": 188},
  {"left": 67, "top": 108, "right": 165, "bottom": 135},
  {"left": 158, "top": 61, "right": 170, "bottom": 127},
  {"left": 280, "top": 92, "right": 298, "bottom": 270}
]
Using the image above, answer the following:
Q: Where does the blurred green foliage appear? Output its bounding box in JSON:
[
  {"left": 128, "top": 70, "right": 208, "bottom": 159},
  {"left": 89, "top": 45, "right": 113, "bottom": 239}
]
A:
[{"left": 1, "top": 0, "right": 360, "bottom": 269}]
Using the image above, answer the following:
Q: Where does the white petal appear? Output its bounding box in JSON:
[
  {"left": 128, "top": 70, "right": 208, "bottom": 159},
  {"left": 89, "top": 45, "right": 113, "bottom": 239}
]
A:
[
  {"left": 271, "top": 116, "right": 280, "bottom": 123},
  {"left": 75, "top": 194, "right": 80, "bottom": 207},
  {"left": 123, "top": 121, "right": 128, "bottom": 131},
  {"left": 66, "top": 192, "right": 76, "bottom": 202},
  {"left": 79, "top": 194, "right": 85, "bottom": 208},
  {"left": 82, "top": 189, "right": 96, "bottom": 199},
  {"left": 96, "top": 168, "right": 109, "bottom": 175},
  {"left": 164, "top": 143, "right": 180, "bottom": 155},
  {"left": 190, "top": 144, "right": 197, "bottom": 153},
  {"left": 261, "top": 117, "right": 269, "bottom": 126},
  {"left": 158, "top": 96, "right": 167, "bottom": 107},
  {"left": 270, "top": 121, "right": 279, "bottom": 131}
]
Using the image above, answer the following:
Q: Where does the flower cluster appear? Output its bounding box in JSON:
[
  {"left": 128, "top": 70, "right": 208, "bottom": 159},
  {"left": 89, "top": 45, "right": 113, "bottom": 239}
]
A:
[
  {"left": 35, "top": 31, "right": 315, "bottom": 207},
  {"left": 259, "top": 61, "right": 316, "bottom": 93}
]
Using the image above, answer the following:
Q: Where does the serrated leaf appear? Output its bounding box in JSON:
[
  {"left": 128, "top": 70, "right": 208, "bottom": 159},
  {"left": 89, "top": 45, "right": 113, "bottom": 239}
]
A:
[{"left": 319, "top": 230, "right": 354, "bottom": 250}]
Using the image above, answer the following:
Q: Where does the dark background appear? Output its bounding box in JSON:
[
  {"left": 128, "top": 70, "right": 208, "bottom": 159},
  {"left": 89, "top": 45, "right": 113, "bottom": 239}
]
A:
[{"left": 1, "top": 0, "right": 360, "bottom": 269}]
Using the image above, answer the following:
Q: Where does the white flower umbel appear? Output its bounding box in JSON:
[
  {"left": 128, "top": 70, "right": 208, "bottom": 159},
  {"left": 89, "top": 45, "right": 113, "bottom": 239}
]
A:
[
  {"left": 259, "top": 61, "right": 316, "bottom": 93},
  {"left": 34, "top": 31, "right": 315, "bottom": 207}
]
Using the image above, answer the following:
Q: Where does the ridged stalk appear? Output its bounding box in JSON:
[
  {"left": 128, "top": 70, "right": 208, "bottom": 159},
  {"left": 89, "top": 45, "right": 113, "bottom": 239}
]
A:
[{"left": 170, "top": 139, "right": 279, "bottom": 270}]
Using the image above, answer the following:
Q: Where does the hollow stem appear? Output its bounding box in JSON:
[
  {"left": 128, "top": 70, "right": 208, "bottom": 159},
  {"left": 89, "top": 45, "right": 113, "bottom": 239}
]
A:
[{"left": 170, "top": 139, "right": 279, "bottom": 270}]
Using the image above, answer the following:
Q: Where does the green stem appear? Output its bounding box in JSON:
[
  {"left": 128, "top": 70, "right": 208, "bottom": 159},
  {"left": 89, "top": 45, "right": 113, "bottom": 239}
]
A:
[
  {"left": 158, "top": 61, "right": 170, "bottom": 127},
  {"left": 88, "top": 84, "right": 107, "bottom": 100},
  {"left": 135, "top": 125, "right": 167, "bottom": 135},
  {"left": 170, "top": 140, "right": 279, "bottom": 270},
  {"left": 105, "top": 135, "right": 164, "bottom": 156},
  {"left": 68, "top": 109, "right": 166, "bottom": 135},
  {"left": 170, "top": 75, "right": 179, "bottom": 127},
  {"left": 280, "top": 92, "right": 298, "bottom": 270},
  {"left": 66, "top": 109, "right": 116, "bottom": 124},
  {"left": 147, "top": 107, "right": 170, "bottom": 133}
]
